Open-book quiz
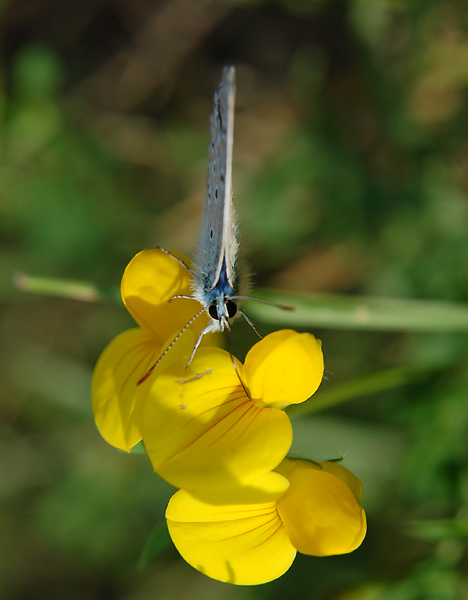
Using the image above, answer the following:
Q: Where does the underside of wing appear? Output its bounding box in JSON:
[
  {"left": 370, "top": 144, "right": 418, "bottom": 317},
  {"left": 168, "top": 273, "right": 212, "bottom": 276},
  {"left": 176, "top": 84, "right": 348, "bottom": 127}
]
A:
[{"left": 193, "top": 66, "right": 238, "bottom": 294}]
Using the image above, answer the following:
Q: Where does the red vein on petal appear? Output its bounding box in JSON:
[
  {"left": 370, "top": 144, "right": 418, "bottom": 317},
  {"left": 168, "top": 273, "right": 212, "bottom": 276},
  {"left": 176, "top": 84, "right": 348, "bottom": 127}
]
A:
[
  {"left": 218, "top": 511, "right": 281, "bottom": 542},
  {"left": 173, "top": 387, "right": 246, "bottom": 429},
  {"left": 210, "top": 506, "right": 278, "bottom": 520},
  {"left": 194, "top": 397, "right": 252, "bottom": 438},
  {"left": 178, "top": 386, "right": 248, "bottom": 428},
  {"left": 192, "top": 383, "right": 245, "bottom": 405},
  {"left": 113, "top": 338, "right": 153, "bottom": 373},
  {"left": 117, "top": 339, "right": 160, "bottom": 395},
  {"left": 158, "top": 398, "right": 253, "bottom": 467},
  {"left": 249, "top": 520, "right": 285, "bottom": 551},
  {"left": 204, "top": 403, "right": 258, "bottom": 450},
  {"left": 102, "top": 337, "right": 159, "bottom": 447},
  {"left": 219, "top": 513, "right": 287, "bottom": 555},
  {"left": 232, "top": 404, "right": 264, "bottom": 440}
]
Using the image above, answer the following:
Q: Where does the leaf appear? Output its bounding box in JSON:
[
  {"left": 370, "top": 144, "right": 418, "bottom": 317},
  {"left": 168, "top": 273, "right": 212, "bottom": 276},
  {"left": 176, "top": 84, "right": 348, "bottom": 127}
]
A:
[
  {"left": 288, "top": 365, "right": 430, "bottom": 417},
  {"left": 138, "top": 522, "right": 172, "bottom": 568},
  {"left": 407, "top": 519, "right": 468, "bottom": 541}
]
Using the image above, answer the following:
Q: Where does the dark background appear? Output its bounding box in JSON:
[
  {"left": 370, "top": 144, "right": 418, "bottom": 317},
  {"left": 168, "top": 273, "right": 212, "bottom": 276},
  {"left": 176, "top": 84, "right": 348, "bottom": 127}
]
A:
[{"left": 2, "top": 1, "right": 468, "bottom": 598}]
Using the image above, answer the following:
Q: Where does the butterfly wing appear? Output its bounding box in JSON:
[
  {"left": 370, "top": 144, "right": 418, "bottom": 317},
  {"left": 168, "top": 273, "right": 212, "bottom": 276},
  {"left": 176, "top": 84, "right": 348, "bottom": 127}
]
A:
[{"left": 193, "top": 66, "right": 238, "bottom": 297}]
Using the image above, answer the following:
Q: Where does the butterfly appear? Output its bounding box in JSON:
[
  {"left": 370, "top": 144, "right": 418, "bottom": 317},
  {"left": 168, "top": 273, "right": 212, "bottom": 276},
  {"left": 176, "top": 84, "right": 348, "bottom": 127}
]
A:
[{"left": 138, "top": 67, "right": 288, "bottom": 384}]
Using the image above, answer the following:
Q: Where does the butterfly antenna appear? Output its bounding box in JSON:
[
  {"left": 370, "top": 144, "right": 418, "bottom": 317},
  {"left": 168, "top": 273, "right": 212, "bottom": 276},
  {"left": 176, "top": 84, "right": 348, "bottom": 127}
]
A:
[
  {"left": 238, "top": 309, "right": 262, "bottom": 339},
  {"left": 137, "top": 307, "right": 205, "bottom": 385},
  {"left": 231, "top": 295, "right": 294, "bottom": 312},
  {"left": 223, "top": 329, "right": 251, "bottom": 400}
]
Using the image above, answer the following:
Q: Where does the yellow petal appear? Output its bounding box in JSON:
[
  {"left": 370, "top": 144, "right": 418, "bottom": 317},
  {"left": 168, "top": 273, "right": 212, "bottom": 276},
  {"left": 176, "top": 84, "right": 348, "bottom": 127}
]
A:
[
  {"left": 276, "top": 458, "right": 367, "bottom": 556},
  {"left": 143, "top": 348, "right": 293, "bottom": 492},
  {"left": 166, "top": 476, "right": 296, "bottom": 585},
  {"left": 170, "top": 472, "right": 290, "bottom": 518},
  {"left": 92, "top": 328, "right": 161, "bottom": 451},
  {"left": 243, "top": 330, "right": 324, "bottom": 406},
  {"left": 121, "top": 248, "right": 209, "bottom": 344},
  {"left": 318, "top": 460, "right": 364, "bottom": 504}
]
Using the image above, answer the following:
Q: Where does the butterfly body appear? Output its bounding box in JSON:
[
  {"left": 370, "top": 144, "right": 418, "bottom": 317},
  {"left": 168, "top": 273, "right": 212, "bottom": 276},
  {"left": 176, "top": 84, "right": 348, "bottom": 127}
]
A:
[{"left": 192, "top": 257, "right": 239, "bottom": 329}]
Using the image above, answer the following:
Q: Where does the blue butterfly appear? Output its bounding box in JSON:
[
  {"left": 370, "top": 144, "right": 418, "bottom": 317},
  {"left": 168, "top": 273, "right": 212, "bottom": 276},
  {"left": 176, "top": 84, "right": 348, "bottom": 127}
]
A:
[{"left": 138, "top": 67, "right": 289, "bottom": 384}]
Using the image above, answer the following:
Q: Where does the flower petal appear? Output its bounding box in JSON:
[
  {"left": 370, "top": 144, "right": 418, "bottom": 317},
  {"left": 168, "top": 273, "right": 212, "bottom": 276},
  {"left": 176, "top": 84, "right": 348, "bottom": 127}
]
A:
[
  {"left": 243, "top": 330, "right": 324, "bottom": 406},
  {"left": 142, "top": 348, "right": 293, "bottom": 492},
  {"left": 171, "top": 472, "right": 290, "bottom": 517},
  {"left": 276, "top": 458, "right": 367, "bottom": 556},
  {"left": 121, "top": 248, "right": 209, "bottom": 343},
  {"left": 92, "top": 328, "right": 161, "bottom": 451},
  {"left": 166, "top": 474, "right": 296, "bottom": 585},
  {"left": 319, "top": 460, "right": 364, "bottom": 504}
]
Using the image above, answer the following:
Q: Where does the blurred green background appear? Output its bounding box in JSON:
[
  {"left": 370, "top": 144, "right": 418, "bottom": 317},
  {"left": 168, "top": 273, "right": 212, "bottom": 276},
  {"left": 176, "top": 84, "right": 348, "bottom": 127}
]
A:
[{"left": 2, "top": 0, "right": 468, "bottom": 598}]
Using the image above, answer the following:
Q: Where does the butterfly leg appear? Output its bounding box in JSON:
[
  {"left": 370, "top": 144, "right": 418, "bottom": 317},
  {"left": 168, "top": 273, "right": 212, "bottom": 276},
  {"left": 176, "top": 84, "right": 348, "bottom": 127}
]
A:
[
  {"left": 168, "top": 295, "right": 195, "bottom": 303},
  {"left": 156, "top": 246, "right": 196, "bottom": 277},
  {"left": 186, "top": 323, "right": 214, "bottom": 368}
]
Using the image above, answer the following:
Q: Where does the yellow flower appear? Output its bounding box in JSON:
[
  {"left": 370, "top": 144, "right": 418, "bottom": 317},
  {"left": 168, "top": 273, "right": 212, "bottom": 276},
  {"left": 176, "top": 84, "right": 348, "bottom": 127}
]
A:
[
  {"left": 166, "top": 459, "right": 367, "bottom": 585},
  {"left": 141, "top": 330, "right": 324, "bottom": 493},
  {"left": 91, "top": 248, "right": 211, "bottom": 451},
  {"left": 92, "top": 245, "right": 325, "bottom": 498}
]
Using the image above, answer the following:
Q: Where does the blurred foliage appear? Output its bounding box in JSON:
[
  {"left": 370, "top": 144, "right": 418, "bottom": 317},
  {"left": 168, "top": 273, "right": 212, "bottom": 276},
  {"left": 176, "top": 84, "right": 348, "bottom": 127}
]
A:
[{"left": 2, "top": 0, "right": 468, "bottom": 598}]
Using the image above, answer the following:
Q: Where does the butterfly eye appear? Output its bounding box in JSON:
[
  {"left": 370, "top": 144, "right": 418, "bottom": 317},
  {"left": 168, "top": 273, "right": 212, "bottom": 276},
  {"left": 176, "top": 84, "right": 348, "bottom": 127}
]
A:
[
  {"left": 209, "top": 303, "right": 220, "bottom": 320},
  {"left": 226, "top": 300, "right": 237, "bottom": 319}
]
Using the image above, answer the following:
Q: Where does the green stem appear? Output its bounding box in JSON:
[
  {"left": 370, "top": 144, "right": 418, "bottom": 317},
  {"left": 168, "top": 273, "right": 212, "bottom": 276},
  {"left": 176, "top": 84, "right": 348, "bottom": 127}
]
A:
[
  {"left": 14, "top": 273, "right": 120, "bottom": 303},
  {"left": 248, "top": 289, "right": 468, "bottom": 332}
]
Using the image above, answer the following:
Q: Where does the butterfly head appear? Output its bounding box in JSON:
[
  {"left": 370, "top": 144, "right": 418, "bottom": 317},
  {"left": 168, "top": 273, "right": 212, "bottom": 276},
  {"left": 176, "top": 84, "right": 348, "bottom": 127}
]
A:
[{"left": 208, "top": 295, "right": 238, "bottom": 330}]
